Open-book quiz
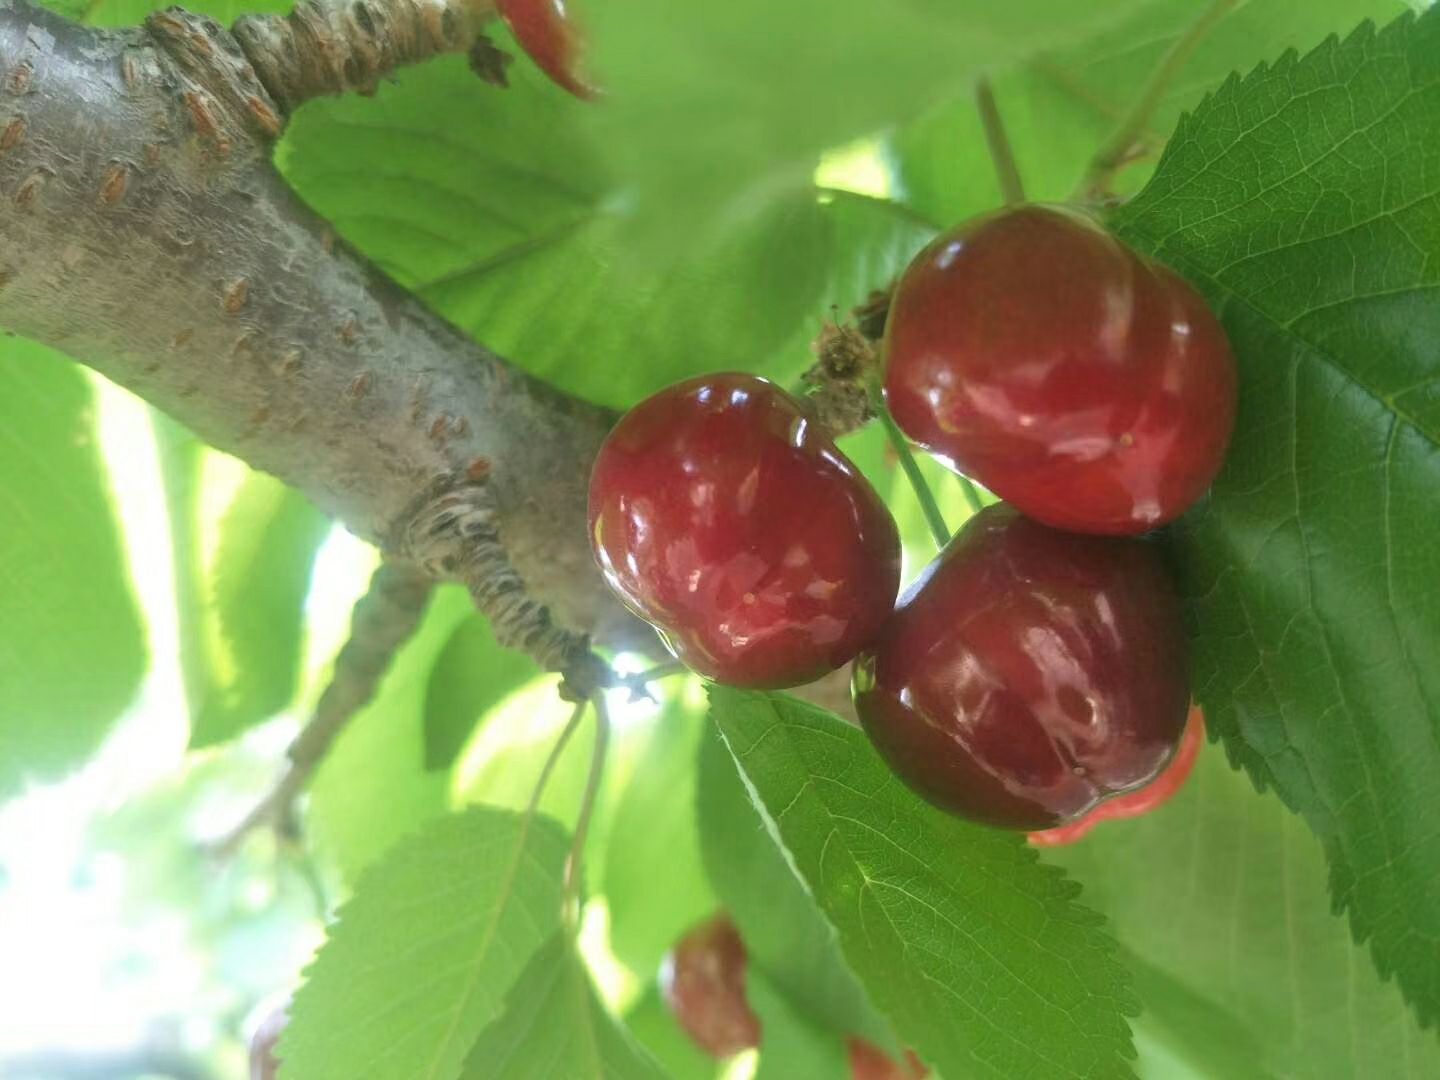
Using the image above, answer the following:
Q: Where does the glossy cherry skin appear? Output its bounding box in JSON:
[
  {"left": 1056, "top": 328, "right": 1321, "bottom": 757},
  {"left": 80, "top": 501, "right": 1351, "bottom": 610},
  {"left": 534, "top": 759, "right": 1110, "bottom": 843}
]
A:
[
  {"left": 660, "top": 913, "right": 761, "bottom": 1059},
  {"left": 853, "top": 503, "right": 1190, "bottom": 830},
  {"left": 495, "top": 0, "right": 599, "bottom": 99},
  {"left": 589, "top": 373, "right": 901, "bottom": 689},
  {"left": 884, "top": 205, "right": 1236, "bottom": 535},
  {"left": 1028, "top": 705, "right": 1206, "bottom": 847},
  {"left": 848, "top": 1037, "right": 929, "bottom": 1080}
]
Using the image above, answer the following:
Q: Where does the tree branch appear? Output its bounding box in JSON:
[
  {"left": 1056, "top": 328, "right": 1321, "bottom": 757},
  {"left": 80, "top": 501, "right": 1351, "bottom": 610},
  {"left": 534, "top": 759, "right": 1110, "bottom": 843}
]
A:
[
  {"left": 0, "top": 0, "right": 651, "bottom": 674},
  {"left": 231, "top": 0, "right": 492, "bottom": 115},
  {"left": 217, "top": 560, "right": 432, "bottom": 851}
]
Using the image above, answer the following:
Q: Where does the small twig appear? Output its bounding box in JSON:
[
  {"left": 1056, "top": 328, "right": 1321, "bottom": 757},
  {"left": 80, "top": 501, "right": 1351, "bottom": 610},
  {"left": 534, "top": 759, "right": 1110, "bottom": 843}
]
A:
[
  {"left": 214, "top": 562, "right": 432, "bottom": 855},
  {"left": 564, "top": 694, "right": 611, "bottom": 930},
  {"left": 976, "top": 77, "right": 1026, "bottom": 206},
  {"left": 1074, "top": 0, "right": 1238, "bottom": 201},
  {"left": 229, "top": 0, "right": 497, "bottom": 118},
  {"left": 871, "top": 385, "right": 950, "bottom": 549}
]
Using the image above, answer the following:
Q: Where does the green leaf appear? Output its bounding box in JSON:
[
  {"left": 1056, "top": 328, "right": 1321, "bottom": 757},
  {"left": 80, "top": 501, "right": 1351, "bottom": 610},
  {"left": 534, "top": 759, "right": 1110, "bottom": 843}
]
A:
[
  {"left": 709, "top": 687, "right": 1138, "bottom": 1080},
  {"left": 32, "top": 0, "right": 89, "bottom": 20},
  {"left": 696, "top": 721, "right": 893, "bottom": 1051},
  {"left": 601, "top": 683, "right": 716, "bottom": 977},
  {"left": 281, "top": 806, "right": 570, "bottom": 1080},
  {"left": 1047, "top": 739, "right": 1440, "bottom": 1078},
  {"left": 424, "top": 188, "right": 836, "bottom": 409},
  {"left": 583, "top": 0, "right": 1160, "bottom": 258},
  {"left": 166, "top": 453, "right": 329, "bottom": 749},
  {"left": 459, "top": 934, "right": 667, "bottom": 1080},
  {"left": 81, "top": 0, "right": 291, "bottom": 29},
  {"left": 0, "top": 342, "right": 144, "bottom": 799},
  {"left": 1112, "top": 7, "right": 1440, "bottom": 1025},
  {"left": 308, "top": 584, "right": 462, "bottom": 884},
  {"left": 279, "top": 58, "right": 974, "bottom": 414},
  {"left": 423, "top": 614, "right": 539, "bottom": 771},
  {"left": 622, "top": 987, "right": 719, "bottom": 1080},
  {"left": 749, "top": 973, "right": 848, "bottom": 1080},
  {"left": 890, "top": 0, "right": 1408, "bottom": 225},
  {"left": 279, "top": 56, "right": 826, "bottom": 410}
]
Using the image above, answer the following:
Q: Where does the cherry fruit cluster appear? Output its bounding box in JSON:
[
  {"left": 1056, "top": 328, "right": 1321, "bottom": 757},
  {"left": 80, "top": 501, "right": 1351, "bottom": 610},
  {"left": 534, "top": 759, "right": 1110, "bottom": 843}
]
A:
[{"left": 589, "top": 205, "right": 1236, "bottom": 833}]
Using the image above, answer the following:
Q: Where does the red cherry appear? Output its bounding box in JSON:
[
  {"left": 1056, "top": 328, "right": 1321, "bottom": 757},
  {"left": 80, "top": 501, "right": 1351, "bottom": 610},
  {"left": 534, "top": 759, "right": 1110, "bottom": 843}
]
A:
[
  {"left": 1028, "top": 705, "right": 1206, "bottom": 847},
  {"left": 852, "top": 503, "right": 1190, "bottom": 830},
  {"left": 848, "top": 1037, "right": 929, "bottom": 1080},
  {"left": 248, "top": 998, "right": 290, "bottom": 1080},
  {"left": 660, "top": 913, "right": 761, "bottom": 1058},
  {"left": 589, "top": 373, "right": 901, "bottom": 689},
  {"left": 884, "top": 205, "right": 1236, "bottom": 535},
  {"left": 494, "top": 0, "right": 599, "bottom": 100}
]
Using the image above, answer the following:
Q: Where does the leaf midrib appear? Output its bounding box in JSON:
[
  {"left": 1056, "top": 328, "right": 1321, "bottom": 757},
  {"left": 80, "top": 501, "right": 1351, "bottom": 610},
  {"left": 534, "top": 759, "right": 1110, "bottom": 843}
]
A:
[{"left": 418, "top": 815, "right": 546, "bottom": 1080}]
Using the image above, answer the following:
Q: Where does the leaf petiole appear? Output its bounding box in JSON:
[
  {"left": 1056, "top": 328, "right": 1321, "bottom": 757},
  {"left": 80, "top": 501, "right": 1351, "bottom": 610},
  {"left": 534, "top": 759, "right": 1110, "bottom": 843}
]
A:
[
  {"left": 524, "top": 698, "right": 589, "bottom": 819},
  {"left": 563, "top": 694, "right": 611, "bottom": 931},
  {"left": 976, "top": 77, "right": 1027, "bottom": 205},
  {"left": 1074, "top": 0, "right": 1238, "bottom": 200}
]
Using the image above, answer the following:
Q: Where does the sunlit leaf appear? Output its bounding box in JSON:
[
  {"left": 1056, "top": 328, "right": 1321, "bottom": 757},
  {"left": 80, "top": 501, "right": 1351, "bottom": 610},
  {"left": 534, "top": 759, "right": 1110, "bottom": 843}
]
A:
[
  {"left": 710, "top": 688, "right": 1138, "bottom": 1079},
  {"left": 282, "top": 807, "right": 568, "bottom": 1080},
  {"left": 459, "top": 933, "right": 666, "bottom": 1079},
  {"left": 0, "top": 344, "right": 143, "bottom": 799},
  {"left": 1050, "top": 740, "right": 1440, "bottom": 1078},
  {"left": 423, "top": 614, "right": 538, "bottom": 771}
]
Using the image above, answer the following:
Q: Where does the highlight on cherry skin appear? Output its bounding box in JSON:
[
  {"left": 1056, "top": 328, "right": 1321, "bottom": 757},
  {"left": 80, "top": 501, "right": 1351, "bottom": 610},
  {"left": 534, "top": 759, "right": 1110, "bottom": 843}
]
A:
[
  {"left": 660, "top": 912, "right": 762, "bottom": 1059},
  {"left": 1028, "top": 704, "right": 1207, "bottom": 846},
  {"left": 852, "top": 502, "right": 1191, "bottom": 831},
  {"left": 494, "top": 0, "right": 599, "bottom": 99},
  {"left": 884, "top": 204, "right": 1237, "bottom": 536},
  {"left": 588, "top": 373, "right": 902, "bottom": 689}
]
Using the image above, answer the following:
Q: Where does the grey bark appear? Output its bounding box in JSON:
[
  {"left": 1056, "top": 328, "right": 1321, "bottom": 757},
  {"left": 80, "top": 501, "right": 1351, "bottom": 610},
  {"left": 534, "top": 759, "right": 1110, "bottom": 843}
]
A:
[{"left": 0, "top": 0, "right": 649, "bottom": 672}]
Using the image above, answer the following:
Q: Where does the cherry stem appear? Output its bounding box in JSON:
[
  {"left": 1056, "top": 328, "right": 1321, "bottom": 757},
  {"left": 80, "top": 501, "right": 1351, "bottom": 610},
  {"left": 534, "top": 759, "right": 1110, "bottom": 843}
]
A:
[
  {"left": 1074, "top": 0, "right": 1238, "bottom": 201},
  {"left": 956, "top": 475, "right": 986, "bottom": 517},
  {"left": 563, "top": 693, "right": 611, "bottom": 931},
  {"left": 526, "top": 698, "right": 589, "bottom": 819},
  {"left": 871, "top": 384, "right": 950, "bottom": 549},
  {"left": 976, "top": 77, "right": 1026, "bottom": 206}
]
